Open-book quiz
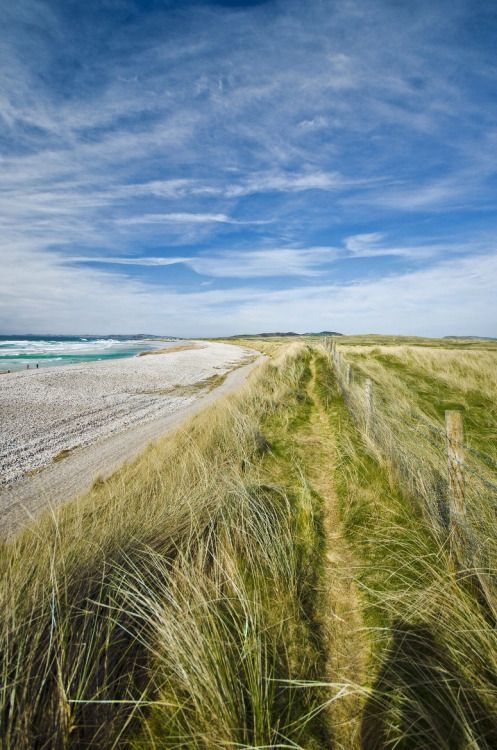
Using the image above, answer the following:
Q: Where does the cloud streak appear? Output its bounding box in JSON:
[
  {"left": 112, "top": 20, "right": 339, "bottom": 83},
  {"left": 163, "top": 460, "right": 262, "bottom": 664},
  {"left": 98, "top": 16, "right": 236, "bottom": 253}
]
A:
[
  {"left": 1, "top": 0, "right": 496, "bottom": 335},
  {"left": 1, "top": 242, "right": 496, "bottom": 337}
]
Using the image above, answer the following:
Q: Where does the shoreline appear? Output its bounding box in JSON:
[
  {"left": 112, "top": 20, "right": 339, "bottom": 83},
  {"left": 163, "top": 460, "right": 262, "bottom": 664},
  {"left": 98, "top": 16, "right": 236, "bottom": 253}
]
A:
[
  {"left": 0, "top": 342, "right": 260, "bottom": 532},
  {"left": 0, "top": 337, "right": 181, "bottom": 373}
]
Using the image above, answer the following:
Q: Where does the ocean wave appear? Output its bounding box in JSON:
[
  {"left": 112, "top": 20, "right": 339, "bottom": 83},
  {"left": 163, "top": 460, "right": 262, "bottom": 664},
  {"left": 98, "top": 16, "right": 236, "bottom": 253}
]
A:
[
  {"left": 0, "top": 337, "right": 166, "bottom": 370},
  {"left": 0, "top": 339, "right": 137, "bottom": 355}
]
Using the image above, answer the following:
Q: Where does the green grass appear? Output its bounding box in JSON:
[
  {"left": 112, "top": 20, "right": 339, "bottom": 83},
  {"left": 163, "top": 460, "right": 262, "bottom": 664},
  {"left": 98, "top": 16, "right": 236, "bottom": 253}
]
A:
[
  {"left": 345, "top": 348, "right": 497, "bottom": 459},
  {"left": 315, "top": 344, "right": 497, "bottom": 748},
  {"left": 1, "top": 337, "right": 497, "bottom": 748},
  {"left": 0, "top": 343, "right": 333, "bottom": 749}
]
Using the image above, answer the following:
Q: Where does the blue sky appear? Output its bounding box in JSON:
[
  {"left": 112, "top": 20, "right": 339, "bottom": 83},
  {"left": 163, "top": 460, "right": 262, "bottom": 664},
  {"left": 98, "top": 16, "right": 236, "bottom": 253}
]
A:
[{"left": 1, "top": 0, "right": 496, "bottom": 336}]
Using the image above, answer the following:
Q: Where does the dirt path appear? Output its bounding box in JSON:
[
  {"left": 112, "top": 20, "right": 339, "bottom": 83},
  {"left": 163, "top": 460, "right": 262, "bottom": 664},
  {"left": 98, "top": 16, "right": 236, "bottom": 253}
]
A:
[
  {"left": 300, "top": 353, "right": 366, "bottom": 748},
  {"left": 0, "top": 355, "right": 264, "bottom": 535}
]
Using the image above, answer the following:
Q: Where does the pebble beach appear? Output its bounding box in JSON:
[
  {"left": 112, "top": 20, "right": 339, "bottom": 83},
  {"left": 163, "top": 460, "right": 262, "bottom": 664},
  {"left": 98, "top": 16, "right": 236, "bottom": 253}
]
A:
[{"left": 0, "top": 341, "right": 254, "bottom": 486}]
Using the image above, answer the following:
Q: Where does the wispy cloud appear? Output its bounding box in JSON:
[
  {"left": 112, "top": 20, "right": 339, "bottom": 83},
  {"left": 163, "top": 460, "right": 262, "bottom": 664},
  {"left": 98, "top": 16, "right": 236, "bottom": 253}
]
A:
[
  {"left": 66, "top": 232, "right": 493, "bottom": 279},
  {"left": 1, "top": 242, "right": 496, "bottom": 337},
  {"left": 188, "top": 247, "right": 339, "bottom": 278},
  {"left": 71, "top": 256, "right": 193, "bottom": 267},
  {"left": 1, "top": 0, "right": 496, "bottom": 334},
  {"left": 343, "top": 233, "right": 438, "bottom": 258},
  {"left": 115, "top": 213, "right": 239, "bottom": 226},
  {"left": 67, "top": 247, "right": 338, "bottom": 277},
  {"left": 222, "top": 170, "right": 351, "bottom": 197}
]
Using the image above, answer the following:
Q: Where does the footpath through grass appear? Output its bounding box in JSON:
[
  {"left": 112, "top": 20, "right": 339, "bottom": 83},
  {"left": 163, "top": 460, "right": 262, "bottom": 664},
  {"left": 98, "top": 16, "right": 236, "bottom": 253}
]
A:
[
  {"left": 1, "top": 340, "right": 497, "bottom": 748},
  {"left": 258, "top": 348, "right": 368, "bottom": 748},
  {"left": 0, "top": 343, "right": 339, "bottom": 749},
  {"left": 314, "top": 345, "right": 497, "bottom": 749}
]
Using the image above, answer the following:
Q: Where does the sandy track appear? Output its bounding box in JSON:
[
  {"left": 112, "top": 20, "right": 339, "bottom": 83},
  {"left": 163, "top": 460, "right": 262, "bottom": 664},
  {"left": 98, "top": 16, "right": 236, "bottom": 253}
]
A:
[{"left": 0, "top": 343, "right": 262, "bottom": 534}]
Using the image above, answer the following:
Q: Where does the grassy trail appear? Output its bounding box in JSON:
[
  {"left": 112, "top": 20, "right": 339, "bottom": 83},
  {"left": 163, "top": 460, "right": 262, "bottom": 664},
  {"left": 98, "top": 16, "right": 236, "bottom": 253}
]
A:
[
  {"left": 3, "top": 340, "right": 497, "bottom": 747},
  {"left": 300, "top": 353, "right": 367, "bottom": 748}
]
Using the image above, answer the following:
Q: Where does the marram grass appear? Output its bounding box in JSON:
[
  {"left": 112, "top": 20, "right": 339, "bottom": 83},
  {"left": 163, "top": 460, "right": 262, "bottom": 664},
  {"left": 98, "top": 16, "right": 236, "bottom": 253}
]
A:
[
  {"left": 1, "top": 339, "right": 497, "bottom": 749},
  {"left": 314, "top": 344, "right": 497, "bottom": 749},
  {"left": 0, "top": 343, "right": 331, "bottom": 749}
]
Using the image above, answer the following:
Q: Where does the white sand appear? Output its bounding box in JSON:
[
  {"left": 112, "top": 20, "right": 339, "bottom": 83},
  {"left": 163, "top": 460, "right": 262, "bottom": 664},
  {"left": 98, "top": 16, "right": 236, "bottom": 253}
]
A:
[{"left": 0, "top": 341, "right": 255, "bottom": 487}]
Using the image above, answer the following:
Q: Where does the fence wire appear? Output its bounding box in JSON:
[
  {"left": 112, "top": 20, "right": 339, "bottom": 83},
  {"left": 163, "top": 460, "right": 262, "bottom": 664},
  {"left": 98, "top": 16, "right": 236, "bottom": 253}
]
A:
[{"left": 323, "top": 340, "right": 497, "bottom": 584}]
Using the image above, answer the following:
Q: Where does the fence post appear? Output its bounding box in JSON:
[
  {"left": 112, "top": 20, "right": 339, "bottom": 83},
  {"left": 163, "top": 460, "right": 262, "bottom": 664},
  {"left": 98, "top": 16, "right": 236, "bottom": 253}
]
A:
[
  {"left": 445, "top": 410, "right": 466, "bottom": 562},
  {"left": 345, "top": 362, "right": 353, "bottom": 388},
  {"left": 365, "top": 378, "right": 374, "bottom": 435}
]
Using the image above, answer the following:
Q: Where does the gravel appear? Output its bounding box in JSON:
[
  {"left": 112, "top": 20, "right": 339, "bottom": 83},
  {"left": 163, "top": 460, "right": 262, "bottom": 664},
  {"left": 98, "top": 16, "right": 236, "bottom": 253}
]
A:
[{"left": 0, "top": 341, "right": 253, "bottom": 485}]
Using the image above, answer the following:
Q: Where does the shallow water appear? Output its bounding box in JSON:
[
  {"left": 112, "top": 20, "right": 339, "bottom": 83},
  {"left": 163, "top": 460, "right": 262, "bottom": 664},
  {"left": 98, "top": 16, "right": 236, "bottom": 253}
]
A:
[{"left": 0, "top": 336, "right": 176, "bottom": 371}]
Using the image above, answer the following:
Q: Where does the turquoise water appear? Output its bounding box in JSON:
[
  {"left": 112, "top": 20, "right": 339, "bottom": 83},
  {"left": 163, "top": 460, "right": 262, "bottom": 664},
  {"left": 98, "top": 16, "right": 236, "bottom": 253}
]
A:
[{"left": 0, "top": 336, "right": 175, "bottom": 371}]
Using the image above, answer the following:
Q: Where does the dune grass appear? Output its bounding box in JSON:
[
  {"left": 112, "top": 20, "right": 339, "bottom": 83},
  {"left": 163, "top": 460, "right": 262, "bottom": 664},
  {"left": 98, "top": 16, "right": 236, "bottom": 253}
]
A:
[
  {"left": 340, "top": 343, "right": 497, "bottom": 459},
  {"left": 314, "top": 343, "right": 497, "bottom": 747},
  {"left": 0, "top": 343, "right": 334, "bottom": 749},
  {"left": 1, "top": 337, "right": 497, "bottom": 748}
]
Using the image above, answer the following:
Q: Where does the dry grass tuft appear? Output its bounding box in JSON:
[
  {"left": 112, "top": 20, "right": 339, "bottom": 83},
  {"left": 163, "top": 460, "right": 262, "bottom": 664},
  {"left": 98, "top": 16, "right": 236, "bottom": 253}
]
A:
[
  {"left": 314, "top": 344, "right": 497, "bottom": 748},
  {"left": 0, "top": 343, "right": 330, "bottom": 749}
]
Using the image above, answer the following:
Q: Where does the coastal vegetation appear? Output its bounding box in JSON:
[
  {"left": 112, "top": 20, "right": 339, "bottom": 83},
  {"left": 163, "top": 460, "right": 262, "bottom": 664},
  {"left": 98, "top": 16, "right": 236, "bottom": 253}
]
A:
[{"left": 0, "top": 336, "right": 496, "bottom": 748}]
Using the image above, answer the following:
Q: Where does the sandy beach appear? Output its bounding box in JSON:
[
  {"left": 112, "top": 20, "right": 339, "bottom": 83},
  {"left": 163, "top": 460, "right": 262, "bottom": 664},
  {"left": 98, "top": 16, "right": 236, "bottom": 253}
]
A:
[{"left": 0, "top": 341, "right": 260, "bottom": 531}]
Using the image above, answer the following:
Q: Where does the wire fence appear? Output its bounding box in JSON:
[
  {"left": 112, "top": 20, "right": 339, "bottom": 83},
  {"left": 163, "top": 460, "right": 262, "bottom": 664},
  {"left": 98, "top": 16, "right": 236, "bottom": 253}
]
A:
[{"left": 322, "top": 337, "right": 497, "bottom": 599}]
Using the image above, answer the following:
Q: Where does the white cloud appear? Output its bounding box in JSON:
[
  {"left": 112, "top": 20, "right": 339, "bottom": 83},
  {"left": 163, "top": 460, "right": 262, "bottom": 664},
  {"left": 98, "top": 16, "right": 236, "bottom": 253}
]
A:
[
  {"left": 343, "top": 232, "right": 437, "bottom": 258},
  {"left": 228, "top": 252, "right": 497, "bottom": 337},
  {"left": 65, "top": 233, "right": 497, "bottom": 277},
  {"left": 70, "top": 256, "right": 192, "bottom": 267},
  {"left": 115, "top": 212, "right": 236, "bottom": 225},
  {"left": 1, "top": 243, "right": 495, "bottom": 337},
  {"left": 66, "top": 247, "right": 338, "bottom": 277},
  {"left": 188, "top": 247, "right": 339, "bottom": 278},
  {"left": 344, "top": 232, "right": 385, "bottom": 254},
  {"left": 297, "top": 116, "right": 329, "bottom": 131},
  {"left": 223, "top": 170, "right": 348, "bottom": 197},
  {"left": 1, "top": 0, "right": 496, "bottom": 336}
]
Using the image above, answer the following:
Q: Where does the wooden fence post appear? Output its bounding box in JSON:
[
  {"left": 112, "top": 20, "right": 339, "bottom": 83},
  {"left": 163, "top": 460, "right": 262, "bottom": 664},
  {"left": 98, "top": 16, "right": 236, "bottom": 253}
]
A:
[
  {"left": 345, "top": 362, "right": 353, "bottom": 388},
  {"left": 365, "top": 378, "right": 374, "bottom": 435},
  {"left": 445, "top": 410, "right": 466, "bottom": 562}
]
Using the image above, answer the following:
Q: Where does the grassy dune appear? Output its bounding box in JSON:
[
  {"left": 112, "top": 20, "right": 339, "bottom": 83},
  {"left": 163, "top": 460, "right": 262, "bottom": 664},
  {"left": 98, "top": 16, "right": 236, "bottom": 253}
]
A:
[
  {"left": 314, "top": 344, "right": 497, "bottom": 748},
  {"left": 0, "top": 344, "right": 333, "bottom": 748},
  {"left": 340, "top": 342, "right": 497, "bottom": 457},
  {"left": 1, "top": 337, "right": 497, "bottom": 748}
]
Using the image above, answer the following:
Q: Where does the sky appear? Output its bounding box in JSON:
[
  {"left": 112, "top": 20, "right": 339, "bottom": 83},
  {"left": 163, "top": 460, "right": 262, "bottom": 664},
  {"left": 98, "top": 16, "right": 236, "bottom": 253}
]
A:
[{"left": 1, "top": 0, "right": 497, "bottom": 337}]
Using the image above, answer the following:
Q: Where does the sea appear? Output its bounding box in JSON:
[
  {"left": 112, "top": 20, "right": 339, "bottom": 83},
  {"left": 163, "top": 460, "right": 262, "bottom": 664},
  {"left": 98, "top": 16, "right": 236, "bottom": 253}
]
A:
[{"left": 0, "top": 336, "right": 176, "bottom": 372}]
